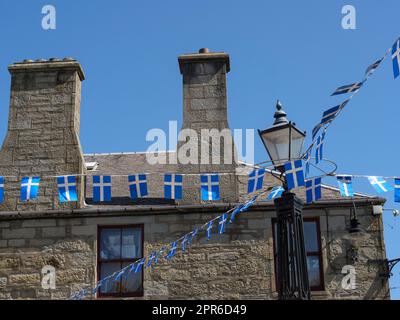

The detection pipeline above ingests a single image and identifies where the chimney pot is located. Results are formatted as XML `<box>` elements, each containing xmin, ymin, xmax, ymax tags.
<box><xmin>199</xmin><ymin>48</ymin><xmax>210</xmax><ymax>54</ymax></box>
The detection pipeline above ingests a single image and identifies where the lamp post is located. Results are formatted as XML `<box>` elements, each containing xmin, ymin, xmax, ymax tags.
<box><xmin>258</xmin><ymin>101</ymin><xmax>311</xmax><ymax>300</ymax></box>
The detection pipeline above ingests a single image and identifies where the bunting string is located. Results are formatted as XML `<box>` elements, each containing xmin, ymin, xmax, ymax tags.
<box><xmin>68</xmin><ymin>188</ymin><xmax>270</xmax><ymax>300</ymax></box>
<box><xmin>303</xmin><ymin>41</ymin><xmax>395</xmax><ymax>158</ymax></box>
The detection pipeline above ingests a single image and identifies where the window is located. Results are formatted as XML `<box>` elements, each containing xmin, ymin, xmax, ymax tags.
<box><xmin>97</xmin><ymin>225</ymin><xmax>144</xmax><ymax>297</ymax></box>
<box><xmin>272</xmin><ymin>217</ymin><xmax>324</xmax><ymax>291</ymax></box>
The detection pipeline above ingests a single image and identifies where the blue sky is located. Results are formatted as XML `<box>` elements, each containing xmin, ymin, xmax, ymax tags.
<box><xmin>0</xmin><ymin>0</ymin><xmax>399</xmax><ymax>299</ymax></box>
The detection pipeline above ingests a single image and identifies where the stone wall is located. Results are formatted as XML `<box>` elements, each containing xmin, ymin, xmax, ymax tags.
<box><xmin>0</xmin><ymin>59</ymin><xmax>86</xmax><ymax>212</ymax></box>
<box><xmin>0</xmin><ymin>201</ymin><xmax>390</xmax><ymax>299</ymax></box>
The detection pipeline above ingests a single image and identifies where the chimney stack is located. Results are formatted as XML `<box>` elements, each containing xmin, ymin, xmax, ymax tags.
<box><xmin>177</xmin><ymin>49</ymin><xmax>238</xmax><ymax>204</ymax></box>
<box><xmin>0</xmin><ymin>58</ymin><xmax>86</xmax><ymax>211</ymax></box>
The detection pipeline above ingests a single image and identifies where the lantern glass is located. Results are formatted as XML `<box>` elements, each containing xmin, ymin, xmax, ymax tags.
<box><xmin>259</xmin><ymin>123</ymin><xmax>305</xmax><ymax>168</ymax></box>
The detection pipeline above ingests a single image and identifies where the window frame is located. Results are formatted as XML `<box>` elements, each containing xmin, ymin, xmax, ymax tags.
<box><xmin>97</xmin><ymin>224</ymin><xmax>144</xmax><ymax>298</ymax></box>
<box><xmin>271</xmin><ymin>217</ymin><xmax>325</xmax><ymax>292</ymax></box>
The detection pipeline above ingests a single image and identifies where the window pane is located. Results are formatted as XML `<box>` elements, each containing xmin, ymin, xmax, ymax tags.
<box><xmin>100</xmin><ymin>229</ymin><xmax>121</xmax><ymax>260</ymax></box>
<box><xmin>99</xmin><ymin>262</ymin><xmax>121</xmax><ymax>294</ymax></box>
<box><xmin>304</xmin><ymin>221</ymin><xmax>318</xmax><ymax>252</ymax></box>
<box><xmin>307</xmin><ymin>256</ymin><xmax>321</xmax><ymax>287</ymax></box>
<box><xmin>121</xmin><ymin>262</ymin><xmax>142</xmax><ymax>293</ymax></box>
<box><xmin>122</xmin><ymin>228</ymin><xmax>142</xmax><ymax>259</ymax></box>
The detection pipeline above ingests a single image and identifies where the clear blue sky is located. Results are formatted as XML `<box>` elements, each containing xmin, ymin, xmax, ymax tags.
<box><xmin>0</xmin><ymin>0</ymin><xmax>399</xmax><ymax>299</ymax></box>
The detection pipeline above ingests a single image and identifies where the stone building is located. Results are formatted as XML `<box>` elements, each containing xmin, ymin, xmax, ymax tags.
<box><xmin>0</xmin><ymin>50</ymin><xmax>391</xmax><ymax>299</ymax></box>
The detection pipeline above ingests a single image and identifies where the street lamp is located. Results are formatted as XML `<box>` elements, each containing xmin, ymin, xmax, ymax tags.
<box><xmin>258</xmin><ymin>100</ymin><xmax>311</xmax><ymax>300</ymax></box>
<box><xmin>258</xmin><ymin>100</ymin><xmax>306</xmax><ymax>170</ymax></box>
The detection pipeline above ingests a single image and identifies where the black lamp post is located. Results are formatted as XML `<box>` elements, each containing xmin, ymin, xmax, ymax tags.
<box><xmin>258</xmin><ymin>101</ymin><xmax>311</xmax><ymax>300</ymax></box>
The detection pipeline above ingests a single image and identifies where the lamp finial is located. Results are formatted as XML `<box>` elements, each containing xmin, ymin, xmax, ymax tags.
<box><xmin>273</xmin><ymin>100</ymin><xmax>289</xmax><ymax>125</ymax></box>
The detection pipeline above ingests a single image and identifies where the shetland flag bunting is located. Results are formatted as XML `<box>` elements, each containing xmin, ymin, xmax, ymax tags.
<box><xmin>201</xmin><ymin>174</ymin><xmax>220</xmax><ymax>201</ymax></box>
<box><xmin>320</xmin><ymin>100</ymin><xmax>349</xmax><ymax>126</ymax></box>
<box><xmin>283</xmin><ymin>160</ymin><xmax>305</xmax><ymax>190</ymax></box>
<box><xmin>337</xmin><ymin>175</ymin><xmax>354</xmax><ymax>197</ymax></box>
<box><xmin>303</xmin><ymin>148</ymin><xmax>312</xmax><ymax>176</ymax></box>
<box><xmin>0</xmin><ymin>176</ymin><xmax>4</xmax><ymax>204</ymax></box>
<box><xmin>21</xmin><ymin>176</ymin><xmax>40</xmax><ymax>201</ymax></box>
<box><xmin>321</xmin><ymin>105</ymin><xmax>341</xmax><ymax>126</ymax></box>
<box><xmin>164</xmin><ymin>174</ymin><xmax>183</xmax><ymax>200</ymax></box>
<box><xmin>315</xmin><ymin>131</ymin><xmax>325</xmax><ymax>164</ymax></box>
<box><xmin>229</xmin><ymin>204</ymin><xmax>244</xmax><ymax>224</ymax></box>
<box><xmin>218</xmin><ymin>213</ymin><xmax>228</xmax><ymax>234</ymax></box>
<box><xmin>145</xmin><ymin>252</ymin><xmax>156</xmax><ymax>269</ymax></box>
<box><xmin>395</xmin><ymin>178</ymin><xmax>400</xmax><ymax>203</ymax></box>
<box><xmin>93</xmin><ymin>175</ymin><xmax>112</xmax><ymax>202</ymax></box>
<box><xmin>57</xmin><ymin>175</ymin><xmax>78</xmax><ymax>203</ymax></box>
<box><xmin>128</xmin><ymin>174</ymin><xmax>148</xmax><ymax>199</ymax></box>
<box><xmin>306</xmin><ymin>178</ymin><xmax>322</xmax><ymax>204</ymax></box>
<box><xmin>392</xmin><ymin>38</ymin><xmax>400</xmax><ymax>79</ymax></box>
<box><xmin>267</xmin><ymin>186</ymin><xmax>284</xmax><ymax>200</ymax></box>
<box><xmin>312</xmin><ymin>123</ymin><xmax>322</xmax><ymax>140</ymax></box>
<box><xmin>114</xmin><ymin>267</ymin><xmax>128</xmax><ymax>281</ymax></box>
<box><xmin>364</xmin><ymin>58</ymin><xmax>384</xmax><ymax>78</ymax></box>
<box><xmin>331</xmin><ymin>82</ymin><xmax>363</xmax><ymax>96</ymax></box>
<box><xmin>247</xmin><ymin>169</ymin><xmax>265</xmax><ymax>193</ymax></box>
<box><xmin>188</xmin><ymin>228</ymin><xmax>199</xmax><ymax>246</ymax></box>
<box><xmin>181</xmin><ymin>235</ymin><xmax>189</xmax><ymax>252</ymax></box>
<box><xmin>206</xmin><ymin>221</ymin><xmax>213</xmax><ymax>240</ymax></box>
<box><xmin>133</xmin><ymin>258</ymin><xmax>146</xmax><ymax>273</ymax></box>
<box><xmin>367</xmin><ymin>176</ymin><xmax>393</xmax><ymax>193</ymax></box>
<box><xmin>240</xmin><ymin>196</ymin><xmax>257</xmax><ymax>213</ymax></box>
<box><xmin>165</xmin><ymin>242</ymin><xmax>177</xmax><ymax>260</ymax></box>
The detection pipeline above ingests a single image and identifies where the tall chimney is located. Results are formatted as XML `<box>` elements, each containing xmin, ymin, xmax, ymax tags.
<box><xmin>0</xmin><ymin>58</ymin><xmax>86</xmax><ymax>211</ymax></box>
<box><xmin>177</xmin><ymin>49</ymin><xmax>238</xmax><ymax>204</ymax></box>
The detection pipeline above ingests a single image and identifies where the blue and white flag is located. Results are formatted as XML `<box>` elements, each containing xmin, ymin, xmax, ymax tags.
<box><xmin>218</xmin><ymin>213</ymin><xmax>228</xmax><ymax>234</ymax></box>
<box><xmin>365</xmin><ymin>58</ymin><xmax>384</xmax><ymax>78</ymax></box>
<box><xmin>201</xmin><ymin>174</ymin><xmax>220</xmax><ymax>201</ymax></box>
<box><xmin>283</xmin><ymin>160</ymin><xmax>305</xmax><ymax>190</ymax></box>
<box><xmin>166</xmin><ymin>242</ymin><xmax>177</xmax><ymax>260</ymax></box>
<box><xmin>21</xmin><ymin>176</ymin><xmax>40</xmax><ymax>202</ymax></box>
<box><xmin>181</xmin><ymin>235</ymin><xmax>189</xmax><ymax>252</ymax></box>
<box><xmin>392</xmin><ymin>38</ymin><xmax>400</xmax><ymax>79</ymax></box>
<box><xmin>93</xmin><ymin>175</ymin><xmax>112</xmax><ymax>202</ymax></box>
<box><xmin>0</xmin><ymin>176</ymin><xmax>4</xmax><ymax>204</ymax></box>
<box><xmin>114</xmin><ymin>267</ymin><xmax>128</xmax><ymax>281</ymax></box>
<box><xmin>267</xmin><ymin>186</ymin><xmax>284</xmax><ymax>200</ymax></box>
<box><xmin>133</xmin><ymin>258</ymin><xmax>146</xmax><ymax>273</ymax></box>
<box><xmin>247</xmin><ymin>169</ymin><xmax>265</xmax><ymax>193</ymax></box>
<box><xmin>57</xmin><ymin>175</ymin><xmax>78</xmax><ymax>203</ymax></box>
<box><xmin>315</xmin><ymin>131</ymin><xmax>325</xmax><ymax>164</ymax></box>
<box><xmin>128</xmin><ymin>261</ymin><xmax>138</xmax><ymax>274</ymax></box>
<box><xmin>337</xmin><ymin>175</ymin><xmax>354</xmax><ymax>197</ymax></box>
<box><xmin>240</xmin><ymin>196</ymin><xmax>257</xmax><ymax>212</ymax></box>
<box><xmin>331</xmin><ymin>82</ymin><xmax>363</xmax><ymax>96</ymax></box>
<box><xmin>206</xmin><ymin>221</ymin><xmax>213</xmax><ymax>240</ymax></box>
<box><xmin>128</xmin><ymin>174</ymin><xmax>148</xmax><ymax>199</ymax></box>
<box><xmin>367</xmin><ymin>176</ymin><xmax>393</xmax><ymax>193</ymax></box>
<box><xmin>320</xmin><ymin>100</ymin><xmax>348</xmax><ymax>126</ymax></box>
<box><xmin>164</xmin><ymin>174</ymin><xmax>182</xmax><ymax>200</ymax></box>
<box><xmin>303</xmin><ymin>148</ymin><xmax>312</xmax><ymax>176</ymax></box>
<box><xmin>312</xmin><ymin>123</ymin><xmax>322</xmax><ymax>140</ymax></box>
<box><xmin>188</xmin><ymin>228</ymin><xmax>199</xmax><ymax>246</ymax></box>
<box><xmin>145</xmin><ymin>252</ymin><xmax>156</xmax><ymax>269</ymax></box>
<box><xmin>229</xmin><ymin>204</ymin><xmax>244</xmax><ymax>224</ymax></box>
<box><xmin>306</xmin><ymin>178</ymin><xmax>322</xmax><ymax>204</ymax></box>
<box><xmin>395</xmin><ymin>178</ymin><xmax>400</xmax><ymax>203</ymax></box>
